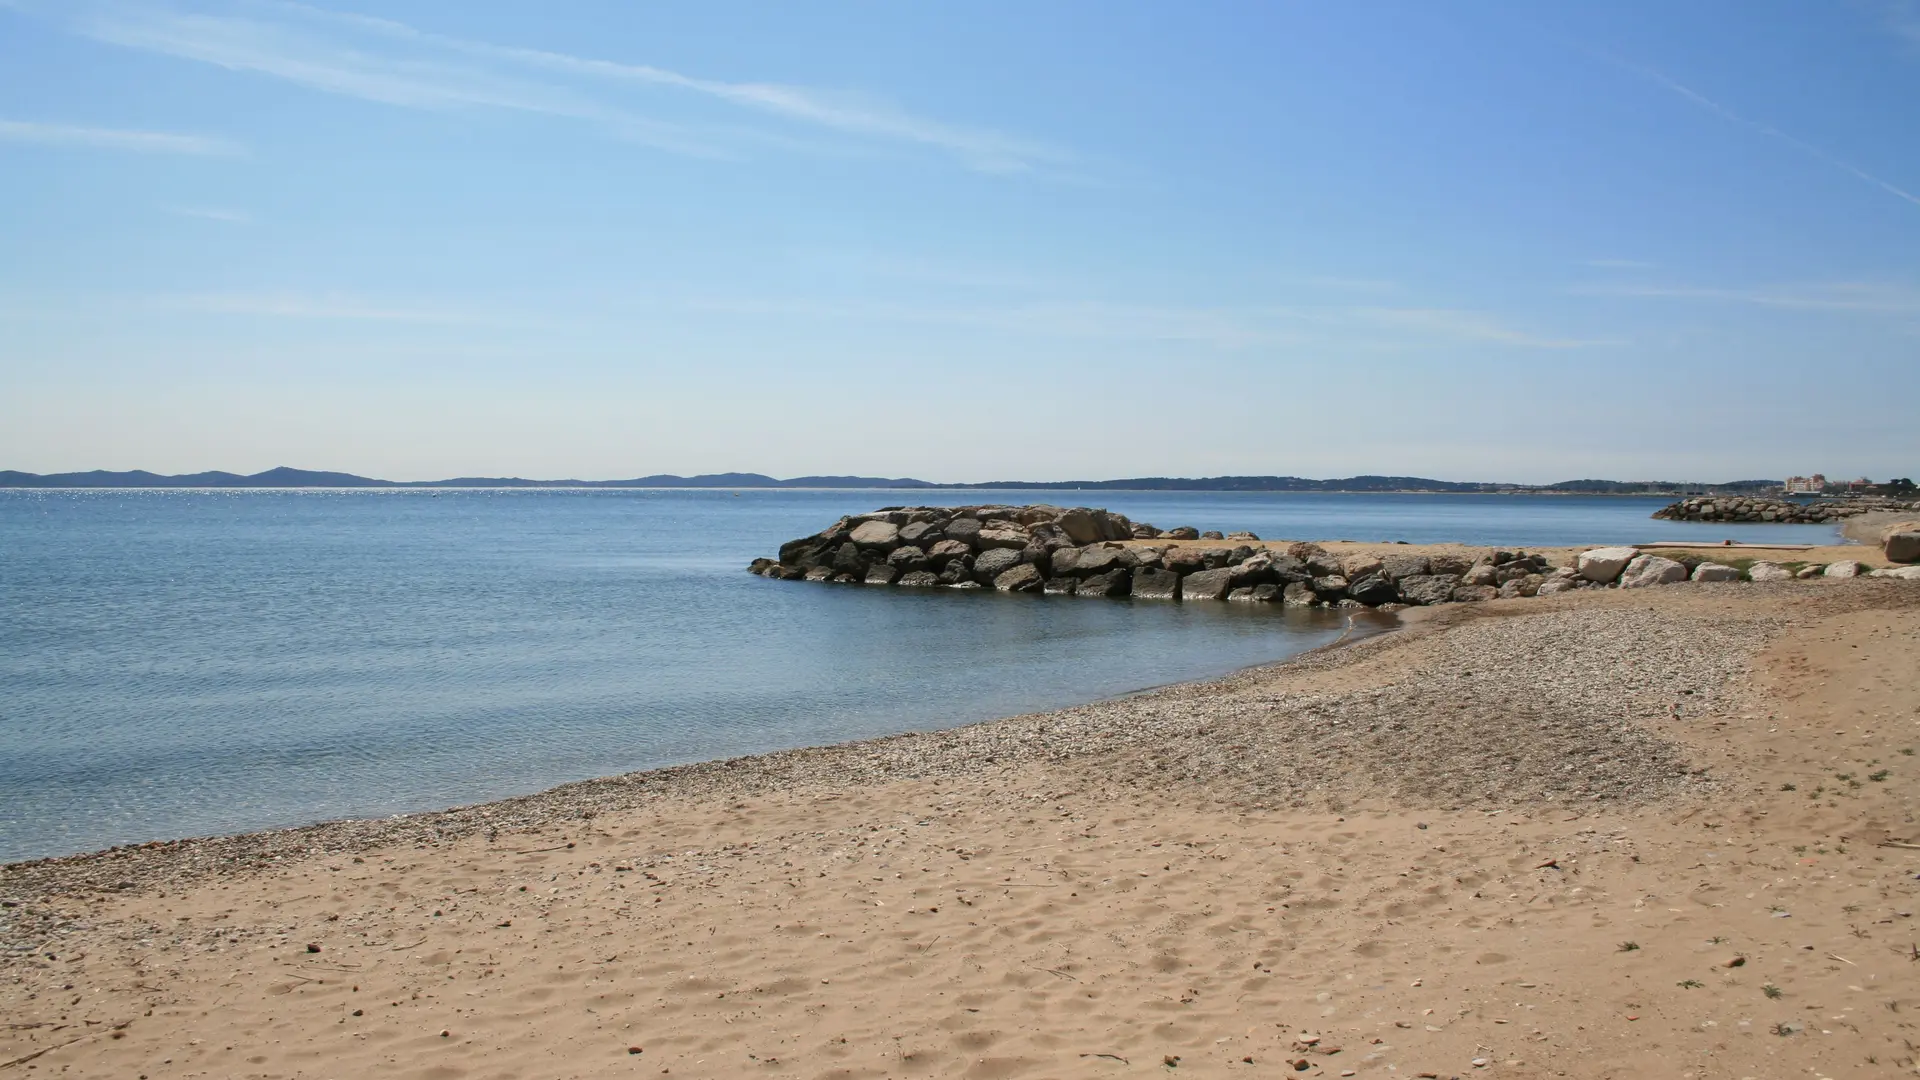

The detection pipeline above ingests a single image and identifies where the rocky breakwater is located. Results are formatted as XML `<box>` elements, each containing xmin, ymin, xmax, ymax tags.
<box><xmin>753</xmin><ymin>504</ymin><xmax>1580</xmax><ymax>609</ymax></box>
<box><xmin>1653</xmin><ymin>495</ymin><xmax>1919</xmax><ymax>524</ymax></box>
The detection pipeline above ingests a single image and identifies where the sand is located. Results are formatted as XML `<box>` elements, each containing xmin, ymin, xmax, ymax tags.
<box><xmin>5</xmin><ymin>581</ymin><xmax>1920</xmax><ymax>1079</ymax></box>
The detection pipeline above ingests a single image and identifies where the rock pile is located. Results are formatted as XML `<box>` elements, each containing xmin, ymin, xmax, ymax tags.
<box><xmin>749</xmin><ymin>504</ymin><xmax>1918</xmax><ymax>607</ymax></box>
<box><xmin>1652</xmin><ymin>496</ymin><xmax>1918</xmax><ymax>524</ymax></box>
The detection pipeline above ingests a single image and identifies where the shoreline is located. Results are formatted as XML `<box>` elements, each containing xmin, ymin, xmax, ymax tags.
<box><xmin>6</xmin><ymin>580</ymin><xmax>1919</xmax><ymax>1078</ymax></box>
<box><xmin>0</xmin><ymin>608</ymin><xmax>1401</xmax><ymax>893</ymax></box>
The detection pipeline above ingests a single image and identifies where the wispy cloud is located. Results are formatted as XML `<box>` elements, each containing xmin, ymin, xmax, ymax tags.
<box><xmin>1585</xmin><ymin>258</ymin><xmax>1655</xmax><ymax>270</ymax></box>
<box><xmin>1350</xmin><ymin>307</ymin><xmax>1596</xmax><ymax>348</ymax></box>
<box><xmin>0</xmin><ymin>116</ymin><xmax>238</xmax><ymax>155</ymax></box>
<box><xmin>163</xmin><ymin>205</ymin><xmax>252</xmax><ymax>223</ymax></box>
<box><xmin>1596</xmin><ymin>50</ymin><xmax>1920</xmax><ymax>212</ymax></box>
<box><xmin>1572</xmin><ymin>280</ymin><xmax>1920</xmax><ymax>316</ymax></box>
<box><xmin>45</xmin><ymin>0</ymin><xmax>1064</xmax><ymax>172</ymax></box>
<box><xmin>1881</xmin><ymin>0</ymin><xmax>1920</xmax><ymax>49</ymax></box>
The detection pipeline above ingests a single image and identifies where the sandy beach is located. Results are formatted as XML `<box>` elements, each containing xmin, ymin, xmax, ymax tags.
<box><xmin>5</xmin><ymin>578</ymin><xmax>1919</xmax><ymax>1079</ymax></box>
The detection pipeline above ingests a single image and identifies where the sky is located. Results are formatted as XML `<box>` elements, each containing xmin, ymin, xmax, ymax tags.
<box><xmin>2</xmin><ymin>1</ymin><xmax>1918</xmax><ymax>484</ymax></box>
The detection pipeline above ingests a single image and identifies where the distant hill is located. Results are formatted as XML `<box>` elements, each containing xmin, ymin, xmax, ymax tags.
<box><xmin>0</xmin><ymin>467</ymin><xmax>1785</xmax><ymax>493</ymax></box>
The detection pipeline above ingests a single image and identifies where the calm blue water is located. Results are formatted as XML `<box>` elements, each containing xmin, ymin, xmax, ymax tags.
<box><xmin>0</xmin><ymin>489</ymin><xmax>1843</xmax><ymax>862</ymax></box>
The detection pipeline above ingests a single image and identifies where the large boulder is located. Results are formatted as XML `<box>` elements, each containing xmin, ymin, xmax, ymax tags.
<box><xmin>927</xmin><ymin>539</ymin><xmax>973</xmax><ymax>566</ymax></box>
<box><xmin>935</xmin><ymin>558</ymin><xmax>972</xmax><ymax>585</ymax></box>
<box><xmin>1056</xmin><ymin>508</ymin><xmax>1104</xmax><ymax>545</ymax></box>
<box><xmin>849</xmin><ymin>520</ymin><xmax>901</xmax><ymax>551</ymax></box>
<box><xmin>1619</xmin><ymin>554</ymin><xmax>1688</xmax><ymax>588</ymax></box>
<box><xmin>1747</xmin><ymin>561</ymin><xmax>1794</xmax><ymax>582</ymax></box>
<box><xmin>1267</xmin><ymin>555</ymin><xmax>1312</xmax><ymax>583</ymax></box>
<box><xmin>1163</xmin><ymin>548</ymin><xmax>1208</xmax><ymax>575</ymax></box>
<box><xmin>1226</xmin><ymin>531</ymin><xmax>1261</xmax><ymax>542</ymax></box>
<box><xmin>1159</xmin><ymin>527</ymin><xmax>1200</xmax><ymax>541</ymax></box>
<box><xmin>864</xmin><ymin>564</ymin><xmax>899</xmax><ymax>585</ymax></box>
<box><xmin>1823</xmin><ymin>560</ymin><xmax>1864</xmax><ymax>578</ymax></box>
<box><xmin>1018</xmin><ymin>545</ymin><xmax>1053</xmax><ymax>576</ymax></box>
<box><xmin>1396</xmin><ymin>574</ymin><xmax>1460</xmax><ymax>606</ymax></box>
<box><xmin>944</xmin><ymin>517</ymin><xmax>983</xmax><ymax>547</ymax></box>
<box><xmin>1043</xmin><ymin>577</ymin><xmax>1079</xmax><ymax>595</ymax></box>
<box><xmin>832</xmin><ymin>542</ymin><xmax>869</xmax><ymax>577</ymax></box>
<box><xmin>1340</xmin><ymin>554</ymin><xmax>1384</xmax><ymax>581</ymax></box>
<box><xmin>897</xmin><ymin>520</ymin><xmax>943</xmax><ymax>546</ymax></box>
<box><xmin>975</xmin><ymin>526</ymin><xmax>1032</xmax><ymax>550</ymax></box>
<box><xmin>1131</xmin><ymin>566</ymin><xmax>1182</xmax><ymax>600</ymax></box>
<box><xmin>1077</xmin><ymin>568</ymin><xmax>1133</xmax><ymax>597</ymax></box>
<box><xmin>1228</xmin><ymin>553</ymin><xmax>1278</xmax><ymax>587</ymax></box>
<box><xmin>897</xmin><ymin>570</ymin><xmax>940</xmax><ymax>588</ymax></box>
<box><xmin>803</xmin><ymin>566</ymin><xmax>835</xmax><ymax>582</ymax></box>
<box><xmin>1281</xmin><ymin>581</ymin><xmax>1317</xmax><ymax>605</ymax></box>
<box><xmin>1311</xmin><ymin>574</ymin><xmax>1351</xmax><ymax>601</ymax></box>
<box><xmin>1428</xmin><ymin>554</ymin><xmax>1473</xmax><ymax>577</ymax></box>
<box><xmin>1450</xmin><ymin>584</ymin><xmax>1499</xmax><ymax>603</ymax></box>
<box><xmin>1577</xmin><ymin>546</ymin><xmax>1638</xmax><ymax>583</ymax></box>
<box><xmin>1870</xmin><ymin>565</ymin><xmax>1920</xmax><ymax>580</ymax></box>
<box><xmin>1180</xmin><ymin>567</ymin><xmax>1236</xmax><ymax>600</ymax></box>
<box><xmin>1497</xmin><ymin>574</ymin><xmax>1543</xmax><ymax>599</ymax></box>
<box><xmin>1380</xmin><ymin>554</ymin><xmax>1431</xmax><ymax>580</ymax></box>
<box><xmin>1691</xmin><ymin>562</ymin><xmax>1741</xmax><ymax>582</ymax></box>
<box><xmin>1887</xmin><ymin>532</ymin><xmax>1920</xmax><ymax>563</ymax></box>
<box><xmin>1536</xmin><ymin>577</ymin><xmax>1579</xmax><ymax>596</ymax></box>
<box><xmin>1348</xmin><ymin>573</ymin><xmax>1399</xmax><ymax>605</ymax></box>
<box><xmin>972</xmin><ymin>547</ymin><xmax>1023</xmax><ymax>582</ymax></box>
<box><xmin>1462</xmin><ymin>563</ymin><xmax>1500</xmax><ymax>587</ymax></box>
<box><xmin>1069</xmin><ymin>545</ymin><xmax>1128</xmax><ymax>577</ymax></box>
<box><xmin>887</xmin><ymin>545</ymin><xmax>930</xmax><ymax>572</ymax></box>
<box><xmin>992</xmin><ymin>563</ymin><xmax>1044</xmax><ymax>592</ymax></box>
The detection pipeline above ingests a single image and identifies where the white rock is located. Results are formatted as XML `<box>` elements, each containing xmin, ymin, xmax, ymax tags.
<box><xmin>1576</xmin><ymin>546</ymin><xmax>1638</xmax><ymax>583</ymax></box>
<box><xmin>1620</xmin><ymin>554</ymin><xmax>1689</xmax><ymax>588</ymax></box>
<box><xmin>1691</xmin><ymin>562</ymin><xmax>1741</xmax><ymax>582</ymax></box>
<box><xmin>1747</xmin><ymin>561</ymin><xmax>1794</xmax><ymax>582</ymax></box>
<box><xmin>1823</xmin><ymin>560</ymin><xmax>1863</xmax><ymax>578</ymax></box>
<box><xmin>1870</xmin><ymin>565</ymin><xmax>1920</xmax><ymax>580</ymax></box>
<box><xmin>848</xmin><ymin>520</ymin><xmax>901</xmax><ymax>548</ymax></box>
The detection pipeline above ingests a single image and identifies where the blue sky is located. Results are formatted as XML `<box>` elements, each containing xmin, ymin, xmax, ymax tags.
<box><xmin>2</xmin><ymin>0</ymin><xmax>1917</xmax><ymax>483</ymax></box>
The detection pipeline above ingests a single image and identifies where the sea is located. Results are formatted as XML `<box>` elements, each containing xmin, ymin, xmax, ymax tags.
<box><xmin>0</xmin><ymin>488</ymin><xmax>1846</xmax><ymax>863</ymax></box>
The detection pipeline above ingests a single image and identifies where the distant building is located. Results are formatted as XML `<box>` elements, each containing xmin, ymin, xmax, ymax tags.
<box><xmin>1846</xmin><ymin>476</ymin><xmax>1872</xmax><ymax>492</ymax></box>
<box><xmin>1783</xmin><ymin>473</ymin><xmax>1827</xmax><ymax>494</ymax></box>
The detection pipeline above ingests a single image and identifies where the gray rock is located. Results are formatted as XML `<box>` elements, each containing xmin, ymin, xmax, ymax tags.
<box><xmin>936</xmin><ymin>556</ymin><xmax>972</xmax><ymax>585</ymax></box>
<box><xmin>1281</xmin><ymin>581</ymin><xmax>1317</xmax><ymax>606</ymax></box>
<box><xmin>1077</xmin><ymin>568</ymin><xmax>1132</xmax><ymax>597</ymax></box>
<box><xmin>1869</xmin><ymin>565</ymin><xmax>1920</xmax><ymax>580</ymax></box>
<box><xmin>1619</xmin><ymin>554</ymin><xmax>1688</xmax><ymax>589</ymax></box>
<box><xmin>1462</xmin><ymin>563</ymin><xmax>1500</xmax><ymax>587</ymax></box>
<box><xmin>832</xmin><ymin>542</ymin><xmax>869</xmax><ymax>577</ymax></box>
<box><xmin>1887</xmin><ymin>532</ymin><xmax>1920</xmax><ymax>563</ymax></box>
<box><xmin>1056</xmin><ymin>508</ymin><xmax>1104</xmax><ymax>545</ymax></box>
<box><xmin>1131</xmin><ymin>566</ymin><xmax>1181</xmax><ymax>600</ymax></box>
<box><xmin>975</xmin><ymin>526</ymin><xmax>1032</xmax><ymax>550</ymax></box>
<box><xmin>1311</xmin><ymin>574</ymin><xmax>1351</xmax><ymax>600</ymax></box>
<box><xmin>897</xmin><ymin>521</ymin><xmax>943</xmax><ymax>546</ymax></box>
<box><xmin>1200</xmin><ymin>530</ymin><xmax>1225</xmax><ymax>540</ymax></box>
<box><xmin>1130</xmin><ymin>522</ymin><xmax>1161</xmax><ymax>539</ymax></box>
<box><xmin>1794</xmin><ymin>566</ymin><xmax>1821</xmax><ymax>579</ymax></box>
<box><xmin>1227</xmin><ymin>587</ymin><xmax>1258</xmax><ymax>602</ymax></box>
<box><xmin>864</xmin><ymin>564</ymin><xmax>899</xmax><ymax>585</ymax></box>
<box><xmin>1691</xmin><ymin>562</ymin><xmax>1741</xmax><ymax>582</ymax></box>
<box><xmin>1069</xmin><ymin>545</ymin><xmax>1128</xmax><ymax>577</ymax></box>
<box><xmin>944</xmin><ymin>517</ymin><xmax>983</xmax><ymax>547</ymax></box>
<box><xmin>1577</xmin><ymin>546</ymin><xmax>1639</xmax><ymax>583</ymax></box>
<box><xmin>1451</xmin><ymin>584</ymin><xmax>1499</xmax><ymax>602</ymax></box>
<box><xmin>1159</xmin><ymin>527</ymin><xmax>1200</xmax><ymax>541</ymax></box>
<box><xmin>1428</xmin><ymin>554</ymin><xmax>1473</xmax><ymax>577</ymax></box>
<box><xmin>1228</xmin><ymin>553</ymin><xmax>1278</xmax><ymax>587</ymax></box>
<box><xmin>1348</xmin><ymin>573</ymin><xmax>1399</xmax><ymax>605</ymax></box>
<box><xmin>1497</xmin><ymin>574</ymin><xmax>1543</xmax><ymax>599</ymax></box>
<box><xmin>927</xmin><ymin>539</ymin><xmax>973</xmax><ymax>565</ymax></box>
<box><xmin>1823</xmin><ymin>560</ymin><xmax>1864</xmax><ymax>578</ymax></box>
<box><xmin>1162</xmin><ymin>548</ymin><xmax>1208</xmax><ymax>575</ymax></box>
<box><xmin>1303</xmin><ymin>552</ymin><xmax>1345</xmax><ymax>578</ymax></box>
<box><xmin>1380</xmin><ymin>554</ymin><xmax>1430</xmax><ymax>580</ymax></box>
<box><xmin>1043</xmin><ymin>576</ymin><xmax>1078</xmax><ymax>594</ymax></box>
<box><xmin>1249</xmin><ymin>583</ymin><xmax>1283</xmax><ymax>602</ymax></box>
<box><xmin>803</xmin><ymin>566</ymin><xmax>835</xmax><ymax>582</ymax></box>
<box><xmin>972</xmin><ymin>547</ymin><xmax>1023</xmax><ymax>582</ymax></box>
<box><xmin>1180</xmin><ymin>567</ymin><xmax>1236</xmax><ymax>600</ymax></box>
<box><xmin>887</xmin><ymin>545</ymin><xmax>929</xmax><ymax>571</ymax></box>
<box><xmin>992</xmin><ymin>563</ymin><xmax>1044</xmax><ymax>592</ymax></box>
<box><xmin>1267</xmin><ymin>555</ymin><xmax>1312</xmax><ymax>583</ymax></box>
<box><xmin>1397</xmin><ymin>574</ymin><xmax>1460</xmax><ymax>606</ymax></box>
<box><xmin>897</xmin><ymin>570</ymin><xmax>940</xmax><ymax>588</ymax></box>
<box><xmin>1747</xmin><ymin>561</ymin><xmax>1794</xmax><ymax>582</ymax></box>
<box><xmin>1018</xmin><ymin>545</ymin><xmax>1053</xmax><ymax>576</ymax></box>
<box><xmin>1226</xmin><ymin>531</ymin><xmax>1261</xmax><ymax>542</ymax></box>
<box><xmin>849</xmin><ymin>520</ymin><xmax>901</xmax><ymax>550</ymax></box>
<box><xmin>1536</xmin><ymin>578</ymin><xmax>1578</xmax><ymax>596</ymax></box>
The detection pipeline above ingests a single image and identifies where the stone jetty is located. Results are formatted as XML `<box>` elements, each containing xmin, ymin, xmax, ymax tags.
<box><xmin>1652</xmin><ymin>495</ymin><xmax>1919</xmax><ymax>524</ymax></box>
<box><xmin>749</xmin><ymin>504</ymin><xmax>1920</xmax><ymax>608</ymax></box>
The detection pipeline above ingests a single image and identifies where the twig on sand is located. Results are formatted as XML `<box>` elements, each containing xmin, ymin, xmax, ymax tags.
<box><xmin>1877</xmin><ymin>841</ymin><xmax>1920</xmax><ymax>851</ymax></box>
<box><xmin>1031</xmin><ymin>965</ymin><xmax>1080</xmax><ymax>982</ymax></box>
<box><xmin>1</xmin><ymin>1024</ymin><xmax>124</xmax><ymax>1071</ymax></box>
<box><xmin>389</xmin><ymin>937</ymin><xmax>428</xmax><ymax>951</ymax></box>
<box><xmin>1080</xmin><ymin>1052</ymin><xmax>1129</xmax><ymax>1064</ymax></box>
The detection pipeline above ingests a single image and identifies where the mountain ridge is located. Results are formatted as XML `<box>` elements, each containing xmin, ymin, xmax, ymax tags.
<box><xmin>0</xmin><ymin>467</ymin><xmax>1785</xmax><ymax>494</ymax></box>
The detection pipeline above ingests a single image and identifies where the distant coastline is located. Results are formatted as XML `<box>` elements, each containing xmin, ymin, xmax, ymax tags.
<box><xmin>0</xmin><ymin>466</ymin><xmax>1789</xmax><ymax>496</ymax></box>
